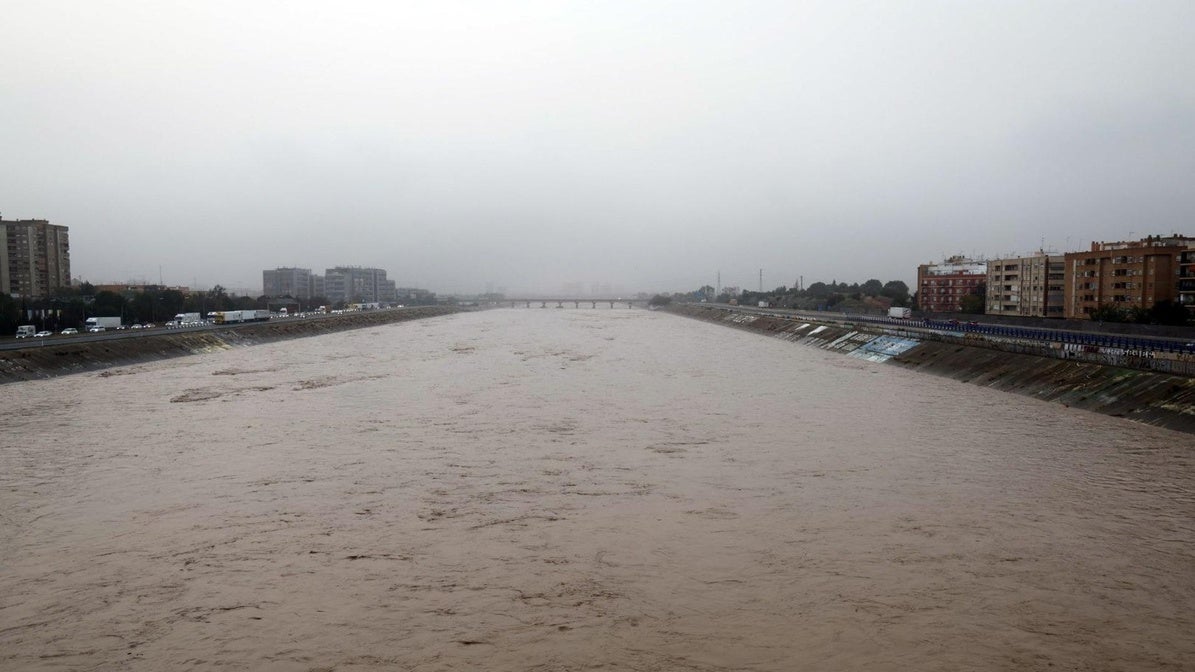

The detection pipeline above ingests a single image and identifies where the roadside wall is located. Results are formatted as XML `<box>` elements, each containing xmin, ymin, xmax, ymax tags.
<box><xmin>666</xmin><ymin>304</ymin><xmax>1195</xmax><ymax>435</ymax></box>
<box><xmin>0</xmin><ymin>307</ymin><xmax>463</xmax><ymax>384</ymax></box>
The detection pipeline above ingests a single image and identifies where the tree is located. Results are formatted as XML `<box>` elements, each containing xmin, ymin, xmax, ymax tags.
<box><xmin>959</xmin><ymin>282</ymin><xmax>986</xmax><ymax>314</ymax></box>
<box><xmin>0</xmin><ymin>292</ymin><xmax>21</xmax><ymax>334</ymax></box>
<box><xmin>92</xmin><ymin>291</ymin><xmax>127</xmax><ymax>318</ymax></box>
<box><xmin>208</xmin><ymin>285</ymin><xmax>232</xmax><ymax>311</ymax></box>
<box><xmin>1090</xmin><ymin>304</ymin><xmax>1130</xmax><ymax>323</ymax></box>
<box><xmin>881</xmin><ymin>280</ymin><xmax>910</xmax><ymax>302</ymax></box>
<box><xmin>959</xmin><ymin>294</ymin><xmax>985</xmax><ymax>314</ymax></box>
<box><xmin>159</xmin><ymin>289</ymin><xmax>186</xmax><ymax>316</ymax></box>
<box><xmin>1137</xmin><ymin>299</ymin><xmax>1190</xmax><ymax>326</ymax></box>
<box><xmin>860</xmin><ymin>279</ymin><xmax>883</xmax><ymax>296</ymax></box>
<box><xmin>648</xmin><ymin>295</ymin><xmax>672</xmax><ymax>307</ymax></box>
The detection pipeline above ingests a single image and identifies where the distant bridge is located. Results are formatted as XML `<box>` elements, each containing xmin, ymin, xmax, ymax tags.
<box><xmin>505</xmin><ymin>298</ymin><xmax>648</xmax><ymax>309</ymax></box>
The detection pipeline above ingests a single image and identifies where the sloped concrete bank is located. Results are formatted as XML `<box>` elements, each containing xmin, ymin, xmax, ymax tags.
<box><xmin>666</xmin><ymin>304</ymin><xmax>1195</xmax><ymax>434</ymax></box>
<box><xmin>0</xmin><ymin>307</ymin><xmax>464</xmax><ymax>385</ymax></box>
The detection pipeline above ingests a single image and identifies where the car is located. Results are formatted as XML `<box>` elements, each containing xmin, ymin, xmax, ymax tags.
<box><xmin>61</xmin><ymin>328</ymin><xmax>78</xmax><ymax>335</ymax></box>
<box><xmin>34</xmin><ymin>331</ymin><xmax>52</xmax><ymax>338</ymax></box>
<box><xmin>88</xmin><ymin>326</ymin><xmax>106</xmax><ymax>333</ymax></box>
<box><xmin>143</xmin><ymin>323</ymin><xmax>155</xmax><ymax>329</ymax></box>
<box><xmin>130</xmin><ymin>324</ymin><xmax>143</xmax><ymax>329</ymax></box>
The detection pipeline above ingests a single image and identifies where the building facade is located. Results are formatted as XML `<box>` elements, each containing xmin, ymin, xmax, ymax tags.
<box><xmin>916</xmin><ymin>256</ymin><xmax>987</xmax><ymax>313</ymax></box>
<box><xmin>0</xmin><ymin>218</ymin><xmax>71</xmax><ymax>298</ymax></box>
<box><xmin>985</xmin><ymin>253</ymin><xmax>1065</xmax><ymax>318</ymax></box>
<box><xmin>1178</xmin><ymin>248</ymin><xmax>1195</xmax><ymax>311</ymax></box>
<box><xmin>323</xmin><ymin>267</ymin><xmax>397</xmax><ymax>304</ymax></box>
<box><xmin>1063</xmin><ymin>235</ymin><xmax>1194</xmax><ymax>319</ymax></box>
<box><xmin>263</xmin><ymin>267</ymin><xmax>315</xmax><ymax>299</ymax></box>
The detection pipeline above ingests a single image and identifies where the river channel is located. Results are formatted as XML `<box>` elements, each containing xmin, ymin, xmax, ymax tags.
<box><xmin>1</xmin><ymin>308</ymin><xmax>1192</xmax><ymax>671</ymax></box>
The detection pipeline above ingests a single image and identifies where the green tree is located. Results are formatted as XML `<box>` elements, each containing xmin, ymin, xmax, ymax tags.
<box><xmin>1090</xmin><ymin>304</ymin><xmax>1130</xmax><ymax>322</ymax></box>
<box><xmin>860</xmin><ymin>279</ymin><xmax>883</xmax><ymax>296</ymax></box>
<box><xmin>959</xmin><ymin>294</ymin><xmax>984</xmax><ymax>314</ymax></box>
<box><xmin>881</xmin><ymin>280</ymin><xmax>910</xmax><ymax>302</ymax></box>
<box><xmin>1136</xmin><ymin>299</ymin><xmax>1190</xmax><ymax>326</ymax></box>
<box><xmin>92</xmin><ymin>290</ymin><xmax>127</xmax><ymax>318</ymax></box>
<box><xmin>208</xmin><ymin>285</ymin><xmax>232</xmax><ymax>311</ymax></box>
<box><xmin>0</xmin><ymin>292</ymin><xmax>21</xmax><ymax>334</ymax></box>
<box><xmin>958</xmin><ymin>282</ymin><xmax>986</xmax><ymax>314</ymax></box>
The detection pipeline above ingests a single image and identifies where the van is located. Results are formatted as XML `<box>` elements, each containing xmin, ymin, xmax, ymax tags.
<box><xmin>15</xmin><ymin>325</ymin><xmax>36</xmax><ymax>338</ymax></box>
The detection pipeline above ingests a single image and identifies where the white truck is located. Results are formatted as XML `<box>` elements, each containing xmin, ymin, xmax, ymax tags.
<box><xmin>213</xmin><ymin>309</ymin><xmax>270</xmax><ymax>324</ymax></box>
<box><xmin>888</xmin><ymin>307</ymin><xmax>912</xmax><ymax>319</ymax></box>
<box><xmin>84</xmin><ymin>316</ymin><xmax>123</xmax><ymax>331</ymax></box>
<box><xmin>15</xmin><ymin>325</ymin><xmax>36</xmax><ymax>338</ymax></box>
<box><xmin>173</xmin><ymin>312</ymin><xmax>202</xmax><ymax>324</ymax></box>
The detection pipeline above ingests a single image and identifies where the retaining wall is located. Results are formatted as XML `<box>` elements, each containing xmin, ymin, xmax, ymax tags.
<box><xmin>666</xmin><ymin>304</ymin><xmax>1195</xmax><ymax>435</ymax></box>
<box><xmin>0</xmin><ymin>307</ymin><xmax>463</xmax><ymax>384</ymax></box>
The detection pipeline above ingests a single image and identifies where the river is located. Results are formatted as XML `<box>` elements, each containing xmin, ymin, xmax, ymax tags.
<box><xmin>1</xmin><ymin>308</ymin><xmax>1192</xmax><ymax>671</ymax></box>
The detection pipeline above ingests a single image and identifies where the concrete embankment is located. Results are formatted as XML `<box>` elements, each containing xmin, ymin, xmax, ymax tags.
<box><xmin>0</xmin><ymin>307</ymin><xmax>464</xmax><ymax>384</ymax></box>
<box><xmin>666</xmin><ymin>304</ymin><xmax>1195</xmax><ymax>434</ymax></box>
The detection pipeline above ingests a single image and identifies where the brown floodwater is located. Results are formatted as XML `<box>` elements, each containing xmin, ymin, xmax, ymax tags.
<box><xmin>1</xmin><ymin>309</ymin><xmax>1192</xmax><ymax>671</ymax></box>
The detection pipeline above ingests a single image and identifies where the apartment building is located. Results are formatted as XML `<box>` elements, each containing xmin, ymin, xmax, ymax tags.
<box><xmin>0</xmin><ymin>218</ymin><xmax>71</xmax><ymax>298</ymax></box>
<box><xmin>985</xmin><ymin>253</ymin><xmax>1065</xmax><ymax>318</ymax></box>
<box><xmin>916</xmin><ymin>256</ymin><xmax>987</xmax><ymax>313</ymax></box>
<box><xmin>263</xmin><ymin>267</ymin><xmax>315</xmax><ymax>299</ymax></box>
<box><xmin>1179</xmin><ymin>248</ymin><xmax>1195</xmax><ymax>310</ymax></box>
<box><xmin>1063</xmin><ymin>235</ymin><xmax>1195</xmax><ymax>318</ymax></box>
<box><xmin>324</xmin><ymin>267</ymin><xmax>397</xmax><ymax>304</ymax></box>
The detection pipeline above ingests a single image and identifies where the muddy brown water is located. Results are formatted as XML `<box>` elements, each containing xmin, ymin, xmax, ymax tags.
<box><xmin>1</xmin><ymin>309</ymin><xmax>1192</xmax><ymax>671</ymax></box>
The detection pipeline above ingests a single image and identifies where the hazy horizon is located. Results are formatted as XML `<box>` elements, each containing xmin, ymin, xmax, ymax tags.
<box><xmin>3</xmin><ymin>1</ymin><xmax>1193</xmax><ymax>295</ymax></box>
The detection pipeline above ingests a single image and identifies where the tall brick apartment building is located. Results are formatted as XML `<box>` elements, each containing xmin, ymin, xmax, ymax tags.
<box><xmin>916</xmin><ymin>256</ymin><xmax>987</xmax><ymax>313</ymax></box>
<box><xmin>0</xmin><ymin>218</ymin><xmax>71</xmax><ymax>298</ymax></box>
<box><xmin>1063</xmin><ymin>235</ymin><xmax>1195</xmax><ymax>319</ymax></box>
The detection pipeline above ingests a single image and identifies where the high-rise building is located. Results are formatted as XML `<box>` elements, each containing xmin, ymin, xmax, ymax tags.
<box><xmin>0</xmin><ymin>218</ymin><xmax>71</xmax><ymax>298</ymax></box>
<box><xmin>916</xmin><ymin>256</ymin><xmax>987</xmax><ymax>313</ymax></box>
<box><xmin>323</xmin><ymin>267</ymin><xmax>397</xmax><ymax>304</ymax></box>
<box><xmin>263</xmin><ymin>267</ymin><xmax>314</xmax><ymax>299</ymax></box>
<box><xmin>1180</xmin><ymin>248</ymin><xmax>1195</xmax><ymax>310</ymax></box>
<box><xmin>1063</xmin><ymin>235</ymin><xmax>1195</xmax><ymax>318</ymax></box>
<box><xmin>985</xmin><ymin>253</ymin><xmax>1065</xmax><ymax>318</ymax></box>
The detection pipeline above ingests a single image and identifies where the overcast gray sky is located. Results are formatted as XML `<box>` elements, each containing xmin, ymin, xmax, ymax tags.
<box><xmin>3</xmin><ymin>1</ymin><xmax>1193</xmax><ymax>295</ymax></box>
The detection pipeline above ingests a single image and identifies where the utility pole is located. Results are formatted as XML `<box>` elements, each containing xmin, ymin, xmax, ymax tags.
<box><xmin>717</xmin><ymin>271</ymin><xmax>720</xmax><ymax>297</ymax></box>
<box><xmin>759</xmin><ymin>269</ymin><xmax>763</xmax><ymax>293</ymax></box>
